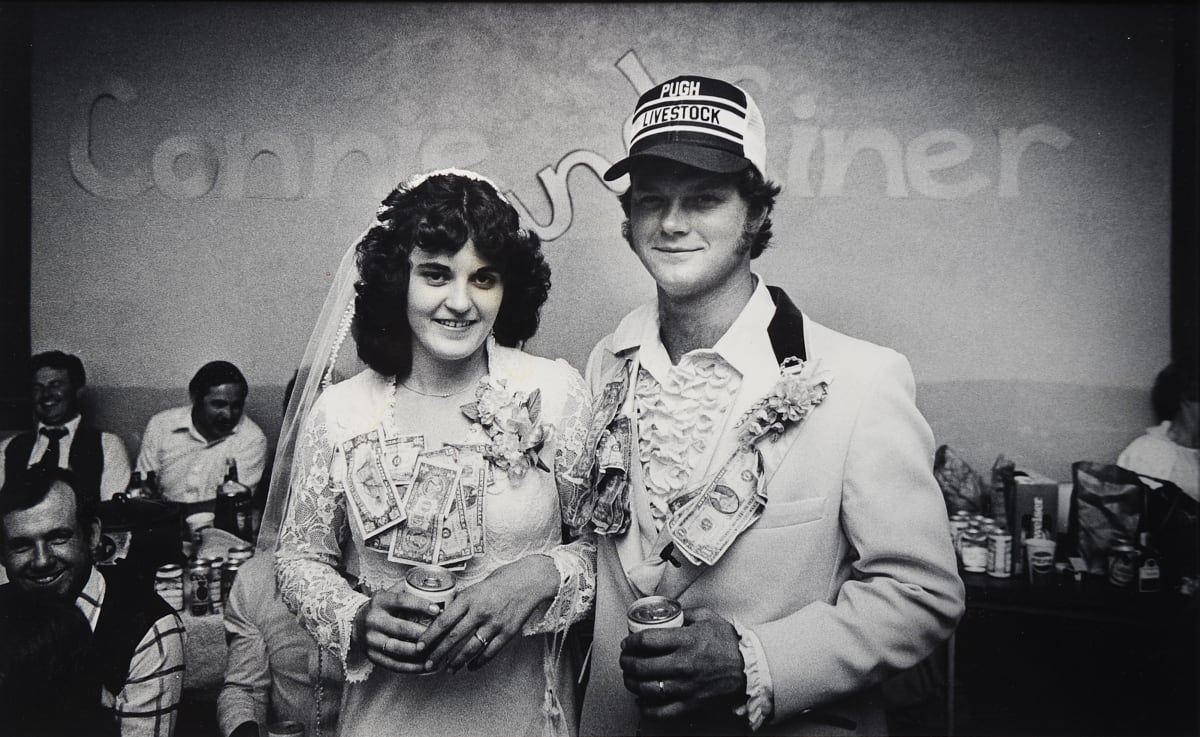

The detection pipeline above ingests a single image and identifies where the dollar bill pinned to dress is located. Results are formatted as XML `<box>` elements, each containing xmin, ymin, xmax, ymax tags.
<box><xmin>340</xmin><ymin>430</ymin><xmax>407</xmax><ymax>540</ymax></box>
<box><xmin>340</xmin><ymin>415</ymin><xmax>554</xmax><ymax>571</ymax></box>
<box><xmin>447</xmin><ymin>443</ymin><xmax>491</xmax><ymax>556</ymax></box>
<box><xmin>389</xmin><ymin>459</ymin><xmax>462</xmax><ymax>566</ymax></box>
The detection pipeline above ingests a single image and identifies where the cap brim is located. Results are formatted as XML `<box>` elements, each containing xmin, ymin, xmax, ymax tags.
<box><xmin>603</xmin><ymin>143</ymin><xmax>752</xmax><ymax>181</ymax></box>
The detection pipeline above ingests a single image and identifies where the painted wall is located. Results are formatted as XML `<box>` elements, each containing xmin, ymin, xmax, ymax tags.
<box><xmin>29</xmin><ymin>2</ymin><xmax>1174</xmax><ymax>484</ymax></box>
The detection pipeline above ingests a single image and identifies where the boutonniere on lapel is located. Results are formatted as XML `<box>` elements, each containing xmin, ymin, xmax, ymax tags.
<box><xmin>462</xmin><ymin>378</ymin><xmax>553</xmax><ymax>485</ymax></box>
<box><xmin>664</xmin><ymin>357</ymin><xmax>834</xmax><ymax>567</ymax></box>
<box><xmin>736</xmin><ymin>357</ymin><xmax>833</xmax><ymax>449</ymax></box>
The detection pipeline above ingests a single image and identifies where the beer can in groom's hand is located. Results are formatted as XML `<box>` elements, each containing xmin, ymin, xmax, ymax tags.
<box><xmin>627</xmin><ymin>596</ymin><xmax>683</xmax><ymax>633</ymax></box>
<box><xmin>403</xmin><ymin>564</ymin><xmax>457</xmax><ymax>626</ymax></box>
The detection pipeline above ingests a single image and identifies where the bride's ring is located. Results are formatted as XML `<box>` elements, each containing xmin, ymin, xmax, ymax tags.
<box><xmin>473</xmin><ymin>632</ymin><xmax>489</xmax><ymax>648</ymax></box>
<box><xmin>656</xmin><ymin>680</ymin><xmax>665</xmax><ymax>697</ymax></box>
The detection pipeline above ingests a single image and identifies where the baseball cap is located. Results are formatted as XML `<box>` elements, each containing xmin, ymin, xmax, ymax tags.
<box><xmin>604</xmin><ymin>75</ymin><xmax>767</xmax><ymax>181</ymax></box>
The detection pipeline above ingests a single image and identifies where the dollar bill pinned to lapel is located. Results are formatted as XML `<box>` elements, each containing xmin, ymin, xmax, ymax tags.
<box><xmin>569</xmin><ymin>359</ymin><xmax>634</xmax><ymax>532</ymax></box>
<box><xmin>667</xmin><ymin>447</ymin><xmax>766</xmax><ymax>566</ymax></box>
<box><xmin>663</xmin><ymin>357</ymin><xmax>832</xmax><ymax>566</ymax></box>
<box><xmin>341</xmin><ymin>430</ymin><xmax>406</xmax><ymax>540</ymax></box>
<box><xmin>592</xmin><ymin>415</ymin><xmax>633</xmax><ymax>534</ymax></box>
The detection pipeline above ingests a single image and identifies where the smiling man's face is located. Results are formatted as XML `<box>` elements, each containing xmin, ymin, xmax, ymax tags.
<box><xmin>0</xmin><ymin>481</ymin><xmax>97</xmax><ymax>600</ymax></box>
<box><xmin>626</xmin><ymin>163</ymin><xmax>756</xmax><ymax>301</ymax></box>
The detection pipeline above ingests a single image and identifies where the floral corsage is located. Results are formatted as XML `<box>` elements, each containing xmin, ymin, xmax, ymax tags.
<box><xmin>462</xmin><ymin>378</ymin><xmax>553</xmax><ymax>485</ymax></box>
<box><xmin>736</xmin><ymin>356</ymin><xmax>833</xmax><ymax>449</ymax></box>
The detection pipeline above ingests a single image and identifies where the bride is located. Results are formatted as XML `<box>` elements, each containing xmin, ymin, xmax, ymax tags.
<box><xmin>263</xmin><ymin>170</ymin><xmax>595</xmax><ymax>736</ymax></box>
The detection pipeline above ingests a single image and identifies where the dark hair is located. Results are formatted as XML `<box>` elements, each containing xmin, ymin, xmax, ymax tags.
<box><xmin>0</xmin><ymin>466</ymin><xmax>97</xmax><ymax>536</ymax></box>
<box><xmin>30</xmin><ymin>351</ymin><xmax>86</xmax><ymax>388</ymax></box>
<box><xmin>352</xmin><ymin>173</ymin><xmax>550</xmax><ymax>378</ymax></box>
<box><xmin>1151</xmin><ymin>363</ymin><xmax>1198</xmax><ymax>423</ymax></box>
<box><xmin>618</xmin><ymin>165</ymin><xmax>782</xmax><ymax>258</ymax></box>
<box><xmin>188</xmin><ymin>360</ymin><xmax>249</xmax><ymax>399</ymax></box>
<box><xmin>0</xmin><ymin>588</ymin><xmax>117</xmax><ymax>737</ymax></box>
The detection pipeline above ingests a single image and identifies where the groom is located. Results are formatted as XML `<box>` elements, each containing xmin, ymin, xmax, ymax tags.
<box><xmin>575</xmin><ymin>75</ymin><xmax>965</xmax><ymax>735</ymax></box>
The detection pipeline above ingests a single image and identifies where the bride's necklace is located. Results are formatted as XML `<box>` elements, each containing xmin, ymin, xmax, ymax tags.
<box><xmin>397</xmin><ymin>378</ymin><xmax>479</xmax><ymax>398</ymax></box>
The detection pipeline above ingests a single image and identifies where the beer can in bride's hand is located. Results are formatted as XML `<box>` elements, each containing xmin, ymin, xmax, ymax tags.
<box><xmin>403</xmin><ymin>564</ymin><xmax>457</xmax><ymax>626</ymax></box>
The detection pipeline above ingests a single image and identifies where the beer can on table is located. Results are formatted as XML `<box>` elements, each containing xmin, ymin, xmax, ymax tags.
<box><xmin>403</xmin><ymin>565</ymin><xmax>457</xmax><ymax>626</ymax></box>
<box><xmin>627</xmin><ymin>596</ymin><xmax>684</xmax><ymax>633</ymax></box>
<box><xmin>1108</xmin><ymin>544</ymin><xmax>1139</xmax><ymax>587</ymax></box>
<box><xmin>949</xmin><ymin>513</ymin><xmax>971</xmax><ymax>547</ymax></box>
<box><xmin>987</xmin><ymin>531</ymin><xmax>1013</xmax><ymax>578</ymax></box>
<box><xmin>185</xmin><ymin>562</ymin><xmax>211</xmax><ymax>616</ymax></box>
<box><xmin>221</xmin><ymin>559</ymin><xmax>242</xmax><ymax>605</ymax></box>
<box><xmin>207</xmin><ymin>557</ymin><xmax>225</xmax><ymax>614</ymax></box>
<box><xmin>960</xmin><ymin>529</ymin><xmax>988</xmax><ymax>573</ymax></box>
<box><xmin>155</xmin><ymin>564</ymin><xmax>184</xmax><ymax>612</ymax></box>
<box><xmin>227</xmin><ymin>544</ymin><xmax>254</xmax><ymax>564</ymax></box>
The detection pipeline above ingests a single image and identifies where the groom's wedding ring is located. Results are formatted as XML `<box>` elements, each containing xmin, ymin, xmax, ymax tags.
<box><xmin>473</xmin><ymin>632</ymin><xmax>488</xmax><ymax>647</ymax></box>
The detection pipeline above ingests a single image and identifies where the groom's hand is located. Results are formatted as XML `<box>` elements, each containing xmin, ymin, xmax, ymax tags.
<box><xmin>618</xmin><ymin>606</ymin><xmax>746</xmax><ymax>719</ymax></box>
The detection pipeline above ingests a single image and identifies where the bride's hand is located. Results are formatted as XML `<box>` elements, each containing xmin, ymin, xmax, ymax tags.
<box><xmin>419</xmin><ymin>554</ymin><xmax>559</xmax><ymax>673</ymax></box>
<box><xmin>355</xmin><ymin>587</ymin><xmax>443</xmax><ymax>673</ymax></box>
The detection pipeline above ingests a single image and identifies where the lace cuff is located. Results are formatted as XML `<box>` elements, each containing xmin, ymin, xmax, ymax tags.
<box><xmin>729</xmin><ymin>616</ymin><xmax>774</xmax><ymax>731</ymax></box>
<box><xmin>342</xmin><ymin>597</ymin><xmax>374</xmax><ymax>682</ymax></box>
<box><xmin>522</xmin><ymin>539</ymin><xmax>596</xmax><ymax>635</ymax></box>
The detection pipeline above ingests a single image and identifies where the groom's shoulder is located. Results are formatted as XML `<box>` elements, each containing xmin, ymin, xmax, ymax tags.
<box><xmin>584</xmin><ymin>301</ymin><xmax>655</xmax><ymax>384</ymax></box>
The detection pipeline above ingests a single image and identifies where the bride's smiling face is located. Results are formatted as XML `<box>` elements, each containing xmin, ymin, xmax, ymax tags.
<box><xmin>406</xmin><ymin>241</ymin><xmax>504</xmax><ymax>366</ymax></box>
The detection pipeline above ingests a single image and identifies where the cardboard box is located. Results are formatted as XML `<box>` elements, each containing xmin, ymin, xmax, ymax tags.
<box><xmin>1013</xmin><ymin>468</ymin><xmax>1059</xmax><ymax>537</ymax></box>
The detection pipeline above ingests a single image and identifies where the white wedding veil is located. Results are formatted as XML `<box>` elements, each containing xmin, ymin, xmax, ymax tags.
<box><xmin>257</xmin><ymin>168</ymin><xmax>512</xmax><ymax>554</ymax></box>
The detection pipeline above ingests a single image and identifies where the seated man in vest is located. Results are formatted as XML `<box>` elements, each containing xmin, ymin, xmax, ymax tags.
<box><xmin>136</xmin><ymin>360</ymin><xmax>268</xmax><ymax>506</ymax></box>
<box><xmin>0</xmin><ymin>350</ymin><xmax>132</xmax><ymax>502</ymax></box>
<box><xmin>0</xmin><ymin>465</ymin><xmax>186</xmax><ymax>737</ymax></box>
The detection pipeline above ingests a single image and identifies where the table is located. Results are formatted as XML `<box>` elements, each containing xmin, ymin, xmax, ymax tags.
<box><xmin>950</xmin><ymin>568</ymin><xmax>1198</xmax><ymax>737</ymax></box>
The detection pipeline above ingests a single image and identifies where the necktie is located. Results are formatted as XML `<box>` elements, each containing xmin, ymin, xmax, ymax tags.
<box><xmin>39</xmin><ymin>427</ymin><xmax>69</xmax><ymax>469</ymax></box>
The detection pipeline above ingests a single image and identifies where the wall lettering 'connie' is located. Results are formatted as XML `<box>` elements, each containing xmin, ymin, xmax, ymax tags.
<box><xmin>69</xmin><ymin>50</ymin><xmax>1072</xmax><ymax>240</ymax></box>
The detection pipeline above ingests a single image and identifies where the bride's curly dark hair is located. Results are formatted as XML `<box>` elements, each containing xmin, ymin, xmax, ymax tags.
<box><xmin>352</xmin><ymin>173</ymin><xmax>551</xmax><ymax>378</ymax></box>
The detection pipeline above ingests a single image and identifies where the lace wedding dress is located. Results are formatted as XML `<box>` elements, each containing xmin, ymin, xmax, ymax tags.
<box><xmin>276</xmin><ymin>343</ymin><xmax>595</xmax><ymax>737</ymax></box>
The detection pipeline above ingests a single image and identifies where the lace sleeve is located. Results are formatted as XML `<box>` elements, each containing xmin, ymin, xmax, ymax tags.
<box><xmin>525</xmin><ymin>361</ymin><xmax>597</xmax><ymax>635</ymax></box>
<box><xmin>274</xmin><ymin>395</ymin><xmax>371</xmax><ymax>679</ymax></box>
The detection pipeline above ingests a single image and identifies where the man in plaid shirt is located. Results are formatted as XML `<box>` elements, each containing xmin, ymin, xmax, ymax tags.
<box><xmin>0</xmin><ymin>465</ymin><xmax>186</xmax><ymax>736</ymax></box>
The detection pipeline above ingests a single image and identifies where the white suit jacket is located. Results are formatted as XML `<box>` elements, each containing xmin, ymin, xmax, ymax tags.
<box><xmin>578</xmin><ymin>287</ymin><xmax>965</xmax><ymax>736</ymax></box>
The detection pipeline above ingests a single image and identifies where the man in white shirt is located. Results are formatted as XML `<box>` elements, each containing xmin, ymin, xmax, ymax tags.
<box><xmin>1117</xmin><ymin>363</ymin><xmax>1199</xmax><ymax>501</ymax></box>
<box><xmin>0</xmin><ymin>465</ymin><xmax>185</xmax><ymax>737</ymax></box>
<box><xmin>136</xmin><ymin>360</ymin><xmax>267</xmax><ymax>505</ymax></box>
<box><xmin>0</xmin><ymin>350</ymin><xmax>132</xmax><ymax>502</ymax></box>
<box><xmin>574</xmin><ymin>75</ymin><xmax>964</xmax><ymax>736</ymax></box>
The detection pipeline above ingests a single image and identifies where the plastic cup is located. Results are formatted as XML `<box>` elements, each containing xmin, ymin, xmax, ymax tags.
<box><xmin>185</xmin><ymin>512</ymin><xmax>215</xmax><ymax>546</ymax></box>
